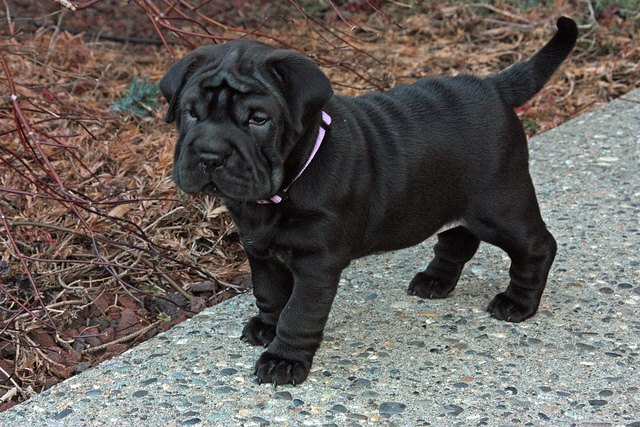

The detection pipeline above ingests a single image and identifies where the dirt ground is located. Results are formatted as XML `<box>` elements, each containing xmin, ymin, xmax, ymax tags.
<box><xmin>0</xmin><ymin>0</ymin><xmax>638</xmax><ymax>410</ymax></box>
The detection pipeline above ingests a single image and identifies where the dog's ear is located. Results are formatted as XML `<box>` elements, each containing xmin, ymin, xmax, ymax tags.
<box><xmin>266</xmin><ymin>51</ymin><xmax>333</xmax><ymax>136</ymax></box>
<box><xmin>159</xmin><ymin>54</ymin><xmax>199</xmax><ymax>123</ymax></box>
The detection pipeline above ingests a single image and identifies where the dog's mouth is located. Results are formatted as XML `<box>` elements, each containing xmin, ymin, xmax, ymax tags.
<box><xmin>202</xmin><ymin>151</ymin><xmax>284</xmax><ymax>201</ymax></box>
<box><xmin>185</xmin><ymin>167</ymin><xmax>278</xmax><ymax>201</ymax></box>
<box><xmin>201</xmin><ymin>182</ymin><xmax>221</xmax><ymax>196</ymax></box>
<box><xmin>173</xmin><ymin>141</ymin><xmax>283</xmax><ymax>201</ymax></box>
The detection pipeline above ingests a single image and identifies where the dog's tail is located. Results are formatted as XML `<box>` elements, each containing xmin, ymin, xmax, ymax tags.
<box><xmin>488</xmin><ymin>17</ymin><xmax>578</xmax><ymax>108</ymax></box>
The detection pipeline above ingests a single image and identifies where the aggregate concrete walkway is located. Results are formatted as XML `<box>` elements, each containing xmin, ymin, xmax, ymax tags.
<box><xmin>2</xmin><ymin>89</ymin><xmax>639</xmax><ymax>426</ymax></box>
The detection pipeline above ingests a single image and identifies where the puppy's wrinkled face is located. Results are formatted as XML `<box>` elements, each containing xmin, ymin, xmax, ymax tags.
<box><xmin>165</xmin><ymin>44</ymin><xmax>287</xmax><ymax>200</ymax></box>
<box><xmin>173</xmin><ymin>70</ymin><xmax>285</xmax><ymax>199</ymax></box>
<box><xmin>160</xmin><ymin>41</ymin><xmax>333</xmax><ymax>201</ymax></box>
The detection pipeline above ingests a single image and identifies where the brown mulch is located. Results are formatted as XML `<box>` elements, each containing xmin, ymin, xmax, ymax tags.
<box><xmin>1</xmin><ymin>0</ymin><xmax>638</xmax><ymax>411</ymax></box>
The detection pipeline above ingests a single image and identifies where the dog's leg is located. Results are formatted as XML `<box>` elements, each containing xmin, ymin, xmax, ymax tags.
<box><xmin>486</xmin><ymin>226</ymin><xmax>556</xmax><ymax>322</ymax></box>
<box><xmin>241</xmin><ymin>255</ymin><xmax>293</xmax><ymax>347</ymax></box>
<box><xmin>254</xmin><ymin>261</ymin><xmax>341</xmax><ymax>385</ymax></box>
<box><xmin>467</xmin><ymin>178</ymin><xmax>557</xmax><ymax>322</ymax></box>
<box><xmin>408</xmin><ymin>226</ymin><xmax>481</xmax><ymax>299</ymax></box>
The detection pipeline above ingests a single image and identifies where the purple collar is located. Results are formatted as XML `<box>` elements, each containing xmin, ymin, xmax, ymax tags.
<box><xmin>257</xmin><ymin>111</ymin><xmax>332</xmax><ymax>204</ymax></box>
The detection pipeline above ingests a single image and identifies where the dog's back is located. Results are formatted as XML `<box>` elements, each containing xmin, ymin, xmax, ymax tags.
<box><xmin>322</xmin><ymin>18</ymin><xmax>578</xmax><ymax>256</ymax></box>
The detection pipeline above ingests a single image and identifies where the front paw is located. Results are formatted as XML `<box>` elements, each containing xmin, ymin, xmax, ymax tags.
<box><xmin>407</xmin><ymin>272</ymin><xmax>457</xmax><ymax>299</ymax></box>
<box><xmin>241</xmin><ymin>316</ymin><xmax>276</xmax><ymax>347</ymax></box>
<box><xmin>254</xmin><ymin>351</ymin><xmax>311</xmax><ymax>386</ymax></box>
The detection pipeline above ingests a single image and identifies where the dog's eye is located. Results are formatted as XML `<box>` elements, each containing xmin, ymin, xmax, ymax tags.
<box><xmin>248</xmin><ymin>113</ymin><xmax>269</xmax><ymax>126</ymax></box>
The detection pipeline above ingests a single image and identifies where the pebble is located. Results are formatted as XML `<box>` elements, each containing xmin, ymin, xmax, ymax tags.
<box><xmin>331</xmin><ymin>404</ymin><xmax>348</xmax><ymax>413</ymax></box>
<box><xmin>379</xmin><ymin>402</ymin><xmax>406</xmax><ymax>416</ymax></box>
<box><xmin>588</xmin><ymin>399</ymin><xmax>608</xmax><ymax>406</ymax></box>
<box><xmin>275</xmin><ymin>391</ymin><xmax>292</xmax><ymax>400</ymax></box>
<box><xmin>215</xmin><ymin>386</ymin><xmax>236</xmax><ymax>394</ymax></box>
<box><xmin>350</xmin><ymin>379</ymin><xmax>372</xmax><ymax>389</ymax></box>
<box><xmin>181</xmin><ymin>418</ymin><xmax>202</xmax><ymax>425</ymax></box>
<box><xmin>347</xmin><ymin>413</ymin><xmax>368</xmax><ymax>421</ymax></box>
<box><xmin>74</xmin><ymin>362</ymin><xmax>92</xmax><ymax>373</ymax></box>
<box><xmin>442</xmin><ymin>404</ymin><xmax>464</xmax><ymax>416</ymax></box>
<box><xmin>191</xmin><ymin>395</ymin><xmax>207</xmax><ymax>404</ymax></box>
<box><xmin>576</xmin><ymin>343</ymin><xmax>597</xmax><ymax>351</ymax></box>
<box><xmin>250</xmin><ymin>416</ymin><xmax>270</xmax><ymax>425</ymax></box>
<box><xmin>505</xmin><ymin>386</ymin><xmax>518</xmax><ymax>395</ymax></box>
<box><xmin>53</xmin><ymin>408</ymin><xmax>73</xmax><ymax>420</ymax></box>
<box><xmin>132</xmin><ymin>390</ymin><xmax>148</xmax><ymax>398</ymax></box>
<box><xmin>365</xmin><ymin>293</ymin><xmax>378</xmax><ymax>301</ymax></box>
<box><xmin>368</xmin><ymin>367</ymin><xmax>380</xmax><ymax>377</ymax></box>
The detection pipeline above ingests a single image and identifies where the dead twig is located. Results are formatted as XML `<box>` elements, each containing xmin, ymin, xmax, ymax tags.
<box><xmin>2</xmin><ymin>300</ymin><xmax>85</xmax><ymax>325</ymax></box>
<box><xmin>466</xmin><ymin>3</ymin><xmax>531</xmax><ymax>24</ymax></box>
<box><xmin>0</xmin><ymin>388</ymin><xmax>19</xmax><ymax>404</ymax></box>
<box><xmin>81</xmin><ymin>320</ymin><xmax>162</xmax><ymax>354</ymax></box>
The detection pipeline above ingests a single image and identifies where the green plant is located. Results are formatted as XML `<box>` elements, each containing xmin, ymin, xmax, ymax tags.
<box><xmin>523</xmin><ymin>117</ymin><xmax>540</xmax><ymax>135</ymax></box>
<box><xmin>110</xmin><ymin>77</ymin><xmax>161</xmax><ymax>117</ymax></box>
<box><xmin>157</xmin><ymin>313</ymin><xmax>173</xmax><ymax>323</ymax></box>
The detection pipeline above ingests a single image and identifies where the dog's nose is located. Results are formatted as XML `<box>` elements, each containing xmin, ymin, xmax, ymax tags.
<box><xmin>199</xmin><ymin>151</ymin><xmax>227</xmax><ymax>169</ymax></box>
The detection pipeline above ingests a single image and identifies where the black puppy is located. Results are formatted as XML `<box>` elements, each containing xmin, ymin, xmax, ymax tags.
<box><xmin>160</xmin><ymin>17</ymin><xmax>578</xmax><ymax>386</ymax></box>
